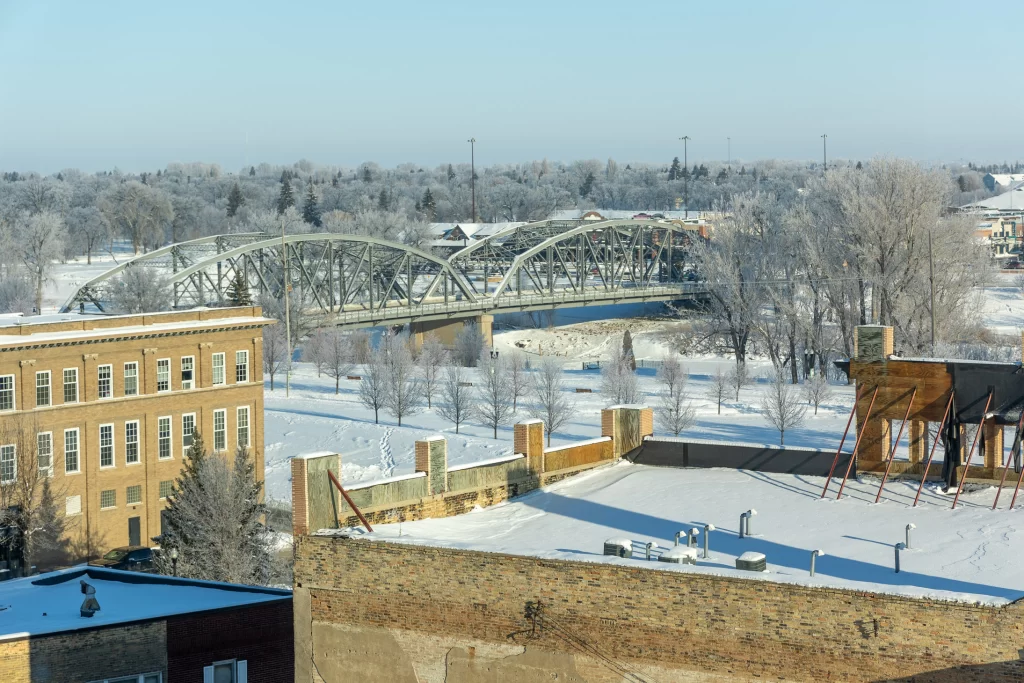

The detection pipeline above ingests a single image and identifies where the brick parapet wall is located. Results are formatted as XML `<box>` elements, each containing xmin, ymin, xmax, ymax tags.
<box><xmin>295</xmin><ymin>536</ymin><xmax>1024</xmax><ymax>683</ymax></box>
<box><xmin>291</xmin><ymin>457</ymin><xmax>309</xmax><ymax>536</ymax></box>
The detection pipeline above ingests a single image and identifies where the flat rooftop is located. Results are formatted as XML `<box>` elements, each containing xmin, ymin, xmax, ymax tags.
<box><xmin>0</xmin><ymin>567</ymin><xmax>290</xmax><ymax>640</ymax></box>
<box><xmin>333</xmin><ymin>462</ymin><xmax>1024</xmax><ymax>606</ymax></box>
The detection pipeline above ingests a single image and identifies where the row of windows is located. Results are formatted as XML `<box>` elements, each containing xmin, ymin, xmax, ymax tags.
<box><xmin>66</xmin><ymin>480</ymin><xmax>174</xmax><ymax>516</ymax></box>
<box><xmin>0</xmin><ymin>406</ymin><xmax>250</xmax><ymax>480</ymax></box>
<box><xmin>0</xmin><ymin>350</ymin><xmax>250</xmax><ymax>411</ymax></box>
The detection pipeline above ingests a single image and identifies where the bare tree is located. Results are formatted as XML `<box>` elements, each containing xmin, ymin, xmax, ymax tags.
<box><xmin>707</xmin><ymin>367</ymin><xmax>728</xmax><ymax>415</ymax></box>
<box><xmin>453</xmin><ymin>322</ymin><xmax>485</xmax><ymax>367</ymax></box>
<box><xmin>601</xmin><ymin>349</ymin><xmax>639</xmax><ymax>404</ymax></box>
<box><xmin>0</xmin><ymin>416</ymin><xmax>71</xmax><ymax>571</ymax></box>
<box><xmin>320</xmin><ymin>328</ymin><xmax>355</xmax><ymax>394</ymax></box>
<box><xmin>437</xmin><ymin>364</ymin><xmax>473</xmax><ymax>434</ymax></box>
<box><xmin>658</xmin><ymin>389</ymin><xmax>697</xmax><ymax>437</ymax></box>
<box><xmin>66</xmin><ymin>206</ymin><xmax>109</xmax><ymax>265</ymax></box>
<box><xmin>359</xmin><ymin>345</ymin><xmax>389</xmax><ymax>424</ymax></box>
<box><xmin>530</xmin><ymin>357</ymin><xmax>576</xmax><ymax>446</ymax></box>
<box><xmin>475</xmin><ymin>352</ymin><xmax>515</xmax><ymax>439</ymax></box>
<box><xmin>762</xmin><ymin>369</ymin><xmax>807</xmax><ymax>445</ymax></box>
<box><xmin>1015</xmin><ymin>272</ymin><xmax>1024</xmax><ymax>298</ymax></box>
<box><xmin>14</xmin><ymin>210</ymin><xmax>65</xmax><ymax>313</ymax></box>
<box><xmin>98</xmin><ymin>181</ymin><xmax>174</xmax><ymax>254</ymax></box>
<box><xmin>382</xmin><ymin>332</ymin><xmax>420</xmax><ymax>426</ymax></box>
<box><xmin>656</xmin><ymin>354</ymin><xmax>686</xmax><ymax>397</ymax></box>
<box><xmin>418</xmin><ymin>335</ymin><xmax>446</xmax><ymax>408</ymax></box>
<box><xmin>506</xmin><ymin>350</ymin><xmax>530</xmax><ymax>411</ymax></box>
<box><xmin>802</xmin><ymin>372</ymin><xmax>832</xmax><ymax>416</ymax></box>
<box><xmin>302</xmin><ymin>328</ymin><xmax>328</xmax><ymax>377</ymax></box>
<box><xmin>0</xmin><ymin>267</ymin><xmax>34</xmax><ymax>315</ymax></box>
<box><xmin>109</xmin><ymin>267</ymin><xmax>172</xmax><ymax>313</ymax></box>
<box><xmin>262</xmin><ymin>325</ymin><xmax>288</xmax><ymax>391</ymax></box>
<box><xmin>726</xmin><ymin>362</ymin><xmax>749</xmax><ymax>401</ymax></box>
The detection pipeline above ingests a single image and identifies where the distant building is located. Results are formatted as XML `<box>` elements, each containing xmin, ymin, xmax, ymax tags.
<box><xmin>962</xmin><ymin>183</ymin><xmax>1024</xmax><ymax>213</ymax></box>
<box><xmin>983</xmin><ymin>173</ymin><xmax>1024</xmax><ymax>192</ymax></box>
<box><xmin>973</xmin><ymin>214</ymin><xmax>1022</xmax><ymax>260</ymax></box>
<box><xmin>0</xmin><ymin>566</ymin><xmax>291</xmax><ymax>683</ymax></box>
<box><xmin>0</xmin><ymin>307</ymin><xmax>274</xmax><ymax>566</ymax></box>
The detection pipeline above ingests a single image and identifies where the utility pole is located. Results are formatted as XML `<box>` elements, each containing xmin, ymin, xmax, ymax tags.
<box><xmin>281</xmin><ymin>217</ymin><xmax>292</xmax><ymax>398</ymax></box>
<box><xmin>928</xmin><ymin>230</ymin><xmax>936</xmax><ymax>355</ymax></box>
<box><xmin>679</xmin><ymin>136</ymin><xmax>690</xmax><ymax>218</ymax></box>
<box><xmin>467</xmin><ymin>137</ymin><xmax>476</xmax><ymax>222</ymax></box>
<box><xmin>821</xmin><ymin>134</ymin><xmax>827</xmax><ymax>171</ymax></box>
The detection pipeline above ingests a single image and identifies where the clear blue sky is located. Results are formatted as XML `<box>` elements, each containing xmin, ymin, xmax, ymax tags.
<box><xmin>0</xmin><ymin>1</ymin><xmax>1018</xmax><ymax>173</ymax></box>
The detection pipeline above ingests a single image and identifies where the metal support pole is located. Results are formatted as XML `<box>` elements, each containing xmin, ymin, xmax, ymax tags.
<box><xmin>894</xmin><ymin>542</ymin><xmax>905</xmax><ymax>573</ymax></box>
<box><xmin>993</xmin><ymin>409</ymin><xmax>1024</xmax><ymax>509</ymax></box>
<box><xmin>913</xmin><ymin>391</ymin><xmax>953</xmax><ymax>507</ymax></box>
<box><xmin>467</xmin><ymin>137</ymin><xmax>476</xmax><ymax>222</ymax></box>
<box><xmin>810</xmin><ymin>549</ymin><xmax>823</xmax><ymax>577</ymax></box>
<box><xmin>837</xmin><ymin>387</ymin><xmax>879</xmax><ymax>500</ymax></box>
<box><xmin>952</xmin><ymin>392</ymin><xmax>993</xmax><ymax>510</ymax></box>
<box><xmin>703</xmin><ymin>524</ymin><xmax>714</xmax><ymax>559</ymax></box>
<box><xmin>327</xmin><ymin>469</ymin><xmax>373</xmax><ymax>532</ymax></box>
<box><xmin>1010</xmin><ymin>441</ymin><xmax>1024</xmax><ymax>509</ymax></box>
<box><xmin>905</xmin><ymin>523</ymin><xmax>915</xmax><ymax>549</ymax></box>
<box><xmin>875</xmin><ymin>388</ymin><xmax>917</xmax><ymax>503</ymax></box>
<box><xmin>281</xmin><ymin>221</ymin><xmax>291</xmax><ymax>398</ymax></box>
<box><xmin>822</xmin><ymin>386</ymin><xmax>861</xmax><ymax>497</ymax></box>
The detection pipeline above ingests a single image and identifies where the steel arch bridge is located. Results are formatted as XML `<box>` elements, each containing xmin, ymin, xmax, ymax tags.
<box><xmin>61</xmin><ymin>219</ymin><xmax>706</xmax><ymax>328</ymax></box>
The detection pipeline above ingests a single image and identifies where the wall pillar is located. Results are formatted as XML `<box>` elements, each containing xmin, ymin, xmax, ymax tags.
<box><xmin>602</xmin><ymin>405</ymin><xmax>653</xmax><ymax>458</ymax></box>
<box><xmin>908</xmin><ymin>421</ymin><xmax>928</xmax><ymax>464</ymax></box>
<box><xmin>984</xmin><ymin>423</ymin><xmax>1004</xmax><ymax>470</ymax></box>
<box><xmin>291</xmin><ymin>453</ymin><xmax>342</xmax><ymax>536</ymax></box>
<box><xmin>18</xmin><ymin>359</ymin><xmax>35</xmax><ymax>410</ymax></box>
<box><xmin>853</xmin><ymin>325</ymin><xmax>894</xmax><ymax>466</ymax></box>
<box><xmin>514</xmin><ymin>419</ymin><xmax>545</xmax><ymax>475</ymax></box>
<box><xmin>415</xmin><ymin>436</ymin><xmax>448</xmax><ymax>495</ymax></box>
<box><xmin>81</xmin><ymin>353</ymin><xmax>98</xmax><ymax>403</ymax></box>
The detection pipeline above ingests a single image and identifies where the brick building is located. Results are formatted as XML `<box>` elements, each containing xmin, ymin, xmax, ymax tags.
<box><xmin>0</xmin><ymin>566</ymin><xmax>292</xmax><ymax>683</ymax></box>
<box><xmin>0</xmin><ymin>307</ymin><xmax>273</xmax><ymax>564</ymax></box>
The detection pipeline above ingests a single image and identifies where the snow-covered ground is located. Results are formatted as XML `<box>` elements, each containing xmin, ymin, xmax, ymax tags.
<box><xmin>348</xmin><ymin>461</ymin><xmax>1024</xmax><ymax>605</ymax></box>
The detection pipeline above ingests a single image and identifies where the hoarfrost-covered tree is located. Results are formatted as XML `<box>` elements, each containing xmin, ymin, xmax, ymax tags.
<box><xmin>475</xmin><ymin>352</ymin><xmax>515</xmax><ymax>439</ymax></box>
<box><xmin>506</xmin><ymin>350</ymin><xmax>530</xmax><ymax>410</ymax></box>
<box><xmin>658</xmin><ymin>388</ymin><xmax>697</xmax><ymax>437</ymax></box>
<box><xmin>437</xmin><ymin>364</ymin><xmax>473</xmax><ymax>433</ymax></box>
<box><xmin>453</xmin><ymin>323</ymin><xmax>485</xmax><ymax>367</ymax></box>
<box><xmin>762</xmin><ymin>369</ymin><xmax>807</xmax><ymax>445</ymax></box>
<box><xmin>225</xmin><ymin>269</ymin><xmax>253</xmax><ymax>306</ymax></box>
<box><xmin>601</xmin><ymin>349</ymin><xmax>639</xmax><ymax>404</ymax></box>
<box><xmin>726</xmin><ymin>362</ymin><xmax>749</xmax><ymax>401</ymax></box>
<box><xmin>707</xmin><ymin>367</ymin><xmax>728</xmax><ymax>415</ymax></box>
<box><xmin>14</xmin><ymin>210</ymin><xmax>66</xmax><ymax>313</ymax></box>
<box><xmin>226</xmin><ymin>183</ymin><xmax>245</xmax><ymax>218</ymax></box>
<box><xmin>320</xmin><ymin>328</ymin><xmax>355</xmax><ymax>394</ymax></box>
<box><xmin>65</xmin><ymin>206</ymin><xmax>108</xmax><ymax>265</ymax></box>
<box><xmin>109</xmin><ymin>267</ymin><xmax>172</xmax><ymax>314</ymax></box>
<box><xmin>621</xmin><ymin>330</ymin><xmax>637</xmax><ymax>371</ymax></box>
<box><xmin>530</xmin><ymin>357</ymin><xmax>575</xmax><ymax>446</ymax></box>
<box><xmin>418</xmin><ymin>335</ymin><xmax>447</xmax><ymax>408</ymax></box>
<box><xmin>156</xmin><ymin>436</ymin><xmax>271</xmax><ymax>585</ymax></box>
<box><xmin>359</xmin><ymin>345</ymin><xmax>389</xmax><ymax>424</ymax></box>
<box><xmin>303</xmin><ymin>328</ymin><xmax>327</xmax><ymax>377</ymax></box>
<box><xmin>802</xmin><ymin>372</ymin><xmax>832</xmax><ymax>416</ymax></box>
<box><xmin>0</xmin><ymin>268</ymin><xmax>33</xmax><ymax>315</ymax></box>
<box><xmin>656</xmin><ymin>354</ymin><xmax>686</xmax><ymax>397</ymax></box>
<box><xmin>97</xmin><ymin>181</ymin><xmax>173</xmax><ymax>254</ymax></box>
<box><xmin>382</xmin><ymin>333</ymin><xmax>420</xmax><ymax>426</ymax></box>
<box><xmin>262</xmin><ymin>325</ymin><xmax>288</xmax><ymax>391</ymax></box>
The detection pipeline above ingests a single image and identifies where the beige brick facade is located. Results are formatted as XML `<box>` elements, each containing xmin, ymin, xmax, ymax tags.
<box><xmin>0</xmin><ymin>307</ymin><xmax>272</xmax><ymax>562</ymax></box>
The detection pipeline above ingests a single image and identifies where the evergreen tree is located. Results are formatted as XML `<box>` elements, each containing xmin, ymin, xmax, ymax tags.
<box><xmin>331</xmin><ymin>176</ymin><xmax>339</xmax><ymax>187</ymax></box>
<box><xmin>225</xmin><ymin>269</ymin><xmax>253</xmax><ymax>306</ymax></box>
<box><xmin>856</xmin><ymin>161</ymin><xmax>863</xmax><ymax>170</ymax></box>
<box><xmin>302</xmin><ymin>183</ymin><xmax>322</xmax><ymax>227</ymax></box>
<box><xmin>622</xmin><ymin>330</ymin><xmax>636</xmax><ymax>371</ymax></box>
<box><xmin>668</xmin><ymin>156</ymin><xmax>681</xmax><ymax>181</ymax></box>
<box><xmin>422</xmin><ymin>188</ymin><xmax>436</xmax><ymax>220</ymax></box>
<box><xmin>447</xmin><ymin>164</ymin><xmax>456</xmax><ymax>182</ymax></box>
<box><xmin>277</xmin><ymin>178</ymin><xmax>294</xmax><ymax>215</ymax></box>
<box><xmin>249</xmin><ymin>166</ymin><xmax>256</xmax><ymax>176</ymax></box>
<box><xmin>226</xmin><ymin>183</ymin><xmax>244</xmax><ymax>218</ymax></box>
<box><xmin>378</xmin><ymin>188</ymin><xmax>390</xmax><ymax>211</ymax></box>
<box><xmin>362</xmin><ymin>166</ymin><xmax>373</xmax><ymax>183</ymax></box>
<box><xmin>580</xmin><ymin>171</ymin><xmax>595</xmax><ymax>197</ymax></box>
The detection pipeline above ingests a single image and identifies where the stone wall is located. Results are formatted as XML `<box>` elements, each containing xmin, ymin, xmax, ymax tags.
<box><xmin>294</xmin><ymin>536</ymin><xmax>1024</xmax><ymax>683</ymax></box>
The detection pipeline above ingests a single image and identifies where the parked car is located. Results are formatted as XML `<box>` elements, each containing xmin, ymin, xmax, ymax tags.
<box><xmin>1005</xmin><ymin>260</ymin><xmax>1023</xmax><ymax>270</ymax></box>
<box><xmin>89</xmin><ymin>546</ymin><xmax>156</xmax><ymax>572</ymax></box>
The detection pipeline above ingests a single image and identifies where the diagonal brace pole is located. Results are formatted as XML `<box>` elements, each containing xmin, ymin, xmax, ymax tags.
<box><xmin>952</xmin><ymin>391</ymin><xmax>993</xmax><ymax>510</ymax></box>
<box><xmin>875</xmin><ymin>387</ymin><xmax>917</xmax><ymax>503</ymax></box>
<box><xmin>913</xmin><ymin>391</ymin><xmax>954</xmax><ymax>507</ymax></box>
<box><xmin>327</xmin><ymin>469</ymin><xmax>374</xmax><ymax>532</ymax></box>
<box><xmin>822</xmin><ymin>386</ymin><xmax>861</xmax><ymax>498</ymax></box>
<box><xmin>992</xmin><ymin>409</ymin><xmax>1024</xmax><ymax>509</ymax></box>
<box><xmin>837</xmin><ymin>387</ymin><xmax>879</xmax><ymax>500</ymax></box>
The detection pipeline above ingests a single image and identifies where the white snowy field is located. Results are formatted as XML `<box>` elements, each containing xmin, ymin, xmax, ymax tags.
<box><xmin>351</xmin><ymin>461</ymin><xmax>1024</xmax><ymax>605</ymax></box>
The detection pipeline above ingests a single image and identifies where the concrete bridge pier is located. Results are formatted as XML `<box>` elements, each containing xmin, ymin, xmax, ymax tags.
<box><xmin>410</xmin><ymin>314</ymin><xmax>493</xmax><ymax>351</ymax></box>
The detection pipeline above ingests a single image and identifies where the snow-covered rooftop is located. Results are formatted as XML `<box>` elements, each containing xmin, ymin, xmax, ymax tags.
<box><xmin>343</xmin><ymin>462</ymin><xmax>1024</xmax><ymax>606</ymax></box>
<box><xmin>965</xmin><ymin>184</ymin><xmax>1024</xmax><ymax>211</ymax></box>
<box><xmin>0</xmin><ymin>316</ymin><xmax>273</xmax><ymax>348</ymax></box>
<box><xmin>0</xmin><ymin>567</ymin><xmax>290</xmax><ymax>640</ymax></box>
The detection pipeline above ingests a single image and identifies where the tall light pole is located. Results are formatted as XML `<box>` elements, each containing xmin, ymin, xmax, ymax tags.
<box><xmin>281</xmin><ymin>216</ymin><xmax>292</xmax><ymax>398</ymax></box>
<box><xmin>821</xmin><ymin>134</ymin><xmax>827</xmax><ymax>171</ymax></box>
<box><xmin>467</xmin><ymin>137</ymin><xmax>476</xmax><ymax>222</ymax></box>
<box><xmin>727</xmin><ymin>137</ymin><xmax>731</xmax><ymax>169</ymax></box>
<box><xmin>679</xmin><ymin>136</ymin><xmax>690</xmax><ymax>218</ymax></box>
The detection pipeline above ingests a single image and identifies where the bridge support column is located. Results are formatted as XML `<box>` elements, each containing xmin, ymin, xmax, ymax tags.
<box><xmin>410</xmin><ymin>314</ymin><xmax>493</xmax><ymax>351</ymax></box>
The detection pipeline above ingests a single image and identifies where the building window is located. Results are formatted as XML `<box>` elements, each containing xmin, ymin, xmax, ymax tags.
<box><xmin>0</xmin><ymin>445</ymin><xmax>15</xmax><ymax>484</ymax></box>
<box><xmin>182</xmin><ymin>413</ymin><xmax>196</xmax><ymax>455</ymax></box>
<box><xmin>124</xmin><ymin>362</ymin><xmax>139</xmax><ymax>397</ymax></box>
<box><xmin>89</xmin><ymin>673</ymin><xmax>163</xmax><ymax>683</ymax></box>
<box><xmin>158</xmin><ymin>480</ymin><xmax>173</xmax><ymax>499</ymax></box>
<box><xmin>99</xmin><ymin>424</ymin><xmax>115</xmax><ymax>468</ymax></box>
<box><xmin>126</xmin><ymin>484</ymin><xmax>142</xmax><ymax>505</ymax></box>
<box><xmin>157</xmin><ymin>358</ymin><xmax>170</xmax><ymax>392</ymax></box>
<box><xmin>158</xmin><ymin>416</ymin><xmax>172</xmax><ymax>460</ymax></box>
<box><xmin>0</xmin><ymin>375</ymin><xmax>14</xmax><ymax>411</ymax></box>
<box><xmin>64</xmin><ymin>428</ymin><xmax>80</xmax><ymax>474</ymax></box>
<box><xmin>125</xmin><ymin>420</ymin><xmax>140</xmax><ymax>464</ymax></box>
<box><xmin>212</xmin><ymin>352</ymin><xmax>226</xmax><ymax>386</ymax></box>
<box><xmin>63</xmin><ymin>368</ymin><xmax>78</xmax><ymax>404</ymax></box>
<box><xmin>36</xmin><ymin>371</ymin><xmax>51</xmax><ymax>407</ymax></box>
<box><xmin>97</xmin><ymin>364</ymin><xmax>112</xmax><ymax>399</ymax></box>
<box><xmin>100</xmin><ymin>489</ymin><xmax>116</xmax><ymax>509</ymax></box>
<box><xmin>37</xmin><ymin>432</ymin><xmax>52</xmax><ymax>475</ymax></box>
<box><xmin>213</xmin><ymin>409</ymin><xmax>227</xmax><ymax>452</ymax></box>
<box><xmin>66</xmin><ymin>495</ymin><xmax>82</xmax><ymax>516</ymax></box>
<box><xmin>237</xmin><ymin>406</ymin><xmax>250</xmax><ymax>448</ymax></box>
<box><xmin>235</xmin><ymin>350</ymin><xmax>249</xmax><ymax>383</ymax></box>
<box><xmin>205</xmin><ymin>660</ymin><xmax>246</xmax><ymax>683</ymax></box>
<box><xmin>181</xmin><ymin>356</ymin><xmax>195</xmax><ymax>390</ymax></box>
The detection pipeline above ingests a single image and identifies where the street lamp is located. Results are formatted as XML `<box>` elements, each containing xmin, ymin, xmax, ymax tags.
<box><xmin>169</xmin><ymin>547</ymin><xmax>178</xmax><ymax>577</ymax></box>
<box><xmin>821</xmin><ymin>134</ymin><xmax>827</xmax><ymax>171</ymax></box>
<box><xmin>467</xmin><ymin>137</ymin><xmax>477</xmax><ymax>222</ymax></box>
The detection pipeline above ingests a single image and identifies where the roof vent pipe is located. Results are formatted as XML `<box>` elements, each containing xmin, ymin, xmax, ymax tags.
<box><xmin>905</xmin><ymin>523</ymin><xmax>916</xmax><ymax>550</ymax></box>
<box><xmin>645</xmin><ymin>541</ymin><xmax>659</xmax><ymax>560</ymax></box>
<box><xmin>674</xmin><ymin>530</ymin><xmax>685</xmax><ymax>546</ymax></box>
<box><xmin>687</xmin><ymin>529</ymin><xmax>700</xmax><ymax>549</ymax></box>
<box><xmin>739</xmin><ymin>509</ymin><xmax>757</xmax><ymax>539</ymax></box>
<box><xmin>80</xmin><ymin>580</ymin><xmax>100</xmax><ymax>618</ymax></box>
<box><xmin>894</xmin><ymin>542</ymin><xmax>906</xmax><ymax>573</ymax></box>
<box><xmin>810</xmin><ymin>549</ymin><xmax>824</xmax><ymax>577</ymax></box>
<box><xmin>703</xmin><ymin>524</ymin><xmax>715</xmax><ymax>559</ymax></box>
